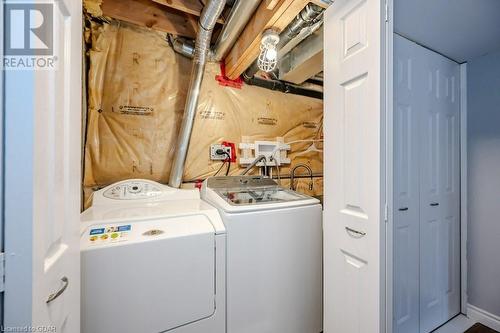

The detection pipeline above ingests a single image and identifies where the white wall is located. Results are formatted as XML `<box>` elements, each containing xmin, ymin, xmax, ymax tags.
<box><xmin>395</xmin><ymin>0</ymin><xmax>500</xmax><ymax>63</ymax></box>
<box><xmin>467</xmin><ymin>48</ymin><xmax>500</xmax><ymax>317</ymax></box>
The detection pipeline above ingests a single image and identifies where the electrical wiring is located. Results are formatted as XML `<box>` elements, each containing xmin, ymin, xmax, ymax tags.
<box><xmin>213</xmin><ymin>149</ymin><xmax>232</xmax><ymax>176</ymax></box>
<box><xmin>224</xmin><ymin>152</ymin><xmax>231</xmax><ymax>176</ymax></box>
<box><xmin>285</xmin><ymin>139</ymin><xmax>324</xmax><ymax>145</ymax></box>
<box><xmin>213</xmin><ymin>160</ymin><xmax>227</xmax><ymax>176</ymax></box>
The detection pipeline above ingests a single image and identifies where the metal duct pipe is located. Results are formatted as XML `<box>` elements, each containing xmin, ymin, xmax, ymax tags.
<box><xmin>169</xmin><ymin>0</ymin><xmax>226</xmax><ymax>188</ymax></box>
<box><xmin>170</xmin><ymin>0</ymin><xmax>261</xmax><ymax>61</ymax></box>
<box><xmin>245</xmin><ymin>3</ymin><xmax>323</xmax><ymax>77</ymax></box>
<box><xmin>168</xmin><ymin>35</ymin><xmax>195</xmax><ymax>59</ymax></box>
<box><xmin>210</xmin><ymin>0</ymin><xmax>261</xmax><ymax>61</ymax></box>
<box><xmin>278</xmin><ymin>3</ymin><xmax>323</xmax><ymax>49</ymax></box>
<box><xmin>278</xmin><ymin>12</ymin><xmax>323</xmax><ymax>57</ymax></box>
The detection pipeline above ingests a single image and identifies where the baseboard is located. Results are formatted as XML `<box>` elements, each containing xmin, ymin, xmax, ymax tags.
<box><xmin>467</xmin><ymin>304</ymin><xmax>500</xmax><ymax>331</ymax></box>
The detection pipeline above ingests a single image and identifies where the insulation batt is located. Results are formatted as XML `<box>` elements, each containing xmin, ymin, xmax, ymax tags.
<box><xmin>84</xmin><ymin>21</ymin><xmax>323</xmax><ymax>207</ymax></box>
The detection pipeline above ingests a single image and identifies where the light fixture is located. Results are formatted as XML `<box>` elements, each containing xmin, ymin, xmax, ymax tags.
<box><xmin>257</xmin><ymin>29</ymin><xmax>280</xmax><ymax>73</ymax></box>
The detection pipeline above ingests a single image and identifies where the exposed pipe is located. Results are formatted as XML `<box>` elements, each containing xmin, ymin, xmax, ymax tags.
<box><xmin>241</xmin><ymin>155</ymin><xmax>267</xmax><ymax>175</ymax></box>
<box><xmin>278</xmin><ymin>4</ymin><xmax>323</xmax><ymax>49</ymax></box>
<box><xmin>169</xmin><ymin>0</ymin><xmax>262</xmax><ymax>61</ymax></box>
<box><xmin>168</xmin><ymin>35</ymin><xmax>195</xmax><ymax>59</ymax></box>
<box><xmin>245</xmin><ymin>3</ymin><xmax>324</xmax><ymax>77</ymax></box>
<box><xmin>210</xmin><ymin>0</ymin><xmax>261</xmax><ymax>61</ymax></box>
<box><xmin>290</xmin><ymin>164</ymin><xmax>313</xmax><ymax>191</ymax></box>
<box><xmin>278</xmin><ymin>13</ymin><xmax>323</xmax><ymax>58</ymax></box>
<box><xmin>242</xmin><ymin>75</ymin><xmax>323</xmax><ymax>100</ymax></box>
<box><xmin>168</xmin><ymin>0</ymin><xmax>226</xmax><ymax>188</ymax></box>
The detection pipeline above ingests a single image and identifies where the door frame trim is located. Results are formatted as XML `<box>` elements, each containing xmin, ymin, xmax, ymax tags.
<box><xmin>385</xmin><ymin>0</ymin><xmax>394</xmax><ymax>332</ymax></box>
<box><xmin>1</xmin><ymin>0</ymin><xmax>5</xmax><ymax>325</ymax></box>
<box><xmin>459</xmin><ymin>63</ymin><xmax>468</xmax><ymax>315</ymax></box>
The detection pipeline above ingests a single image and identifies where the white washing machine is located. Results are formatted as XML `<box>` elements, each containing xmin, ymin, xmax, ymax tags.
<box><xmin>201</xmin><ymin>176</ymin><xmax>323</xmax><ymax>333</ymax></box>
<box><xmin>81</xmin><ymin>179</ymin><xmax>226</xmax><ymax>333</ymax></box>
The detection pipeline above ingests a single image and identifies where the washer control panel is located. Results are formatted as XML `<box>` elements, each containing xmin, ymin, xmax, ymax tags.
<box><xmin>103</xmin><ymin>181</ymin><xmax>163</xmax><ymax>200</ymax></box>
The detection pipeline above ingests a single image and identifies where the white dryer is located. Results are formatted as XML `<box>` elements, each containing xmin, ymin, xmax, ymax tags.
<box><xmin>81</xmin><ymin>179</ymin><xmax>226</xmax><ymax>333</ymax></box>
<box><xmin>201</xmin><ymin>176</ymin><xmax>323</xmax><ymax>333</ymax></box>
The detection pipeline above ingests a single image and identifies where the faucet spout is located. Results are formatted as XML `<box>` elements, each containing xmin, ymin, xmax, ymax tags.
<box><xmin>290</xmin><ymin>164</ymin><xmax>313</xmax><ymax>191</ymax></box>
<box><xmin>241</xmin><ymin>155</ymin><xmax>267</xmax><ymax>175</ymax></box>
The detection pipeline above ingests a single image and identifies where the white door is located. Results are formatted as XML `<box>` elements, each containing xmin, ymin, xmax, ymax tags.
<box><xmin>323</xmin><ymin>0</ymin><xmax>387</xmax><ymax>331</ymax></box>
<box><xmin>393</xmin><ymin>35</ymin><xmax>460</xmax><ymax>333</ymax></box>
<box><xmin>3</xmin><ymin>1</ymin><xmax>82</xmax><ymax>332</ymax></box>
<box><xmin>418</xmin><ymin>40</ymin><xmax>460</xmax><ymax>333</ymax></box>
<box><xmin>393</xmin><ymin>34</ymin><xmax>421</xmax><ymax>333</ymax></box>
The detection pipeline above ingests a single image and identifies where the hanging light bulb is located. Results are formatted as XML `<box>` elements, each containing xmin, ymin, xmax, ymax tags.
<box><xmin>258</xmin><ymin>29</ymin><xmax>280</xmax><ymax>73</ymax></box>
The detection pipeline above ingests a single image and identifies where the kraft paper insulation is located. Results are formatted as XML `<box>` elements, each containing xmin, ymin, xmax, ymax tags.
<box><xmin>84</xmin><ymin>21</ymin><xmax>323</xmax><ymax>206</ymax></box>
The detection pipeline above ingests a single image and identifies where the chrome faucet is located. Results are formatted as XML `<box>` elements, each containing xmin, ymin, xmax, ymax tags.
<box><xmin>290</xmin><ymin>164</ymin><xmax>313</xmax><ymax>191</ymax></box>
<box><xmin>241</xmin><ymin>155</ymin><xmax>267</xmax><ymax>175</ymax></box>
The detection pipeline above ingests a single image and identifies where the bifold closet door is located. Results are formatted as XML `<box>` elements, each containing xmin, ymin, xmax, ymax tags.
<box><xmin>393</xmin><ymin>35</ymin><xmax>460</xmax><ymax>333</ymax></box>
<box><xmin>418</xmin><ymin>39</ymin><xmax>461</xmax><ymax>333</ymax></box>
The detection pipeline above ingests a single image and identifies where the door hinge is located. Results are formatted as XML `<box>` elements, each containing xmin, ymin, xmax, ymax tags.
<box><xmin>385</xmin><ymin>2</ymin><xmax>389</xmax><ymax>22</ymax></box>
<box><xmin>0</xmin><ymin>252</ymin><xmax>5</xmax><ymax>292</ymax></box>
<box><xmin>384</xmin><ymin>203</ymin><xmax>389</xmax><ymax>222</ymax></box>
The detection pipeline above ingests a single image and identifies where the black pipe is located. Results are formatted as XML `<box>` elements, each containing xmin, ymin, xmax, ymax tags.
<box><xmin>242</xmin><ymin>75</ymin><xmax>323</xmax><ymax>100</ymax></box>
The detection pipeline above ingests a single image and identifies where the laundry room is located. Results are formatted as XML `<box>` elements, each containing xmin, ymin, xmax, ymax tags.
<box><xmin>79</xmin><ymin>1</ymin><xmax>327</xmax><ymax>332</ymax></box>
<box><xmin>2</xmin><ymin>0</ymin><xmax>500</xmax><ymax>333</ymax></box>
<box><xmin>81</xmin><ymin>0</ymin><xmax>326</xmax><ymax>208</ymax></box>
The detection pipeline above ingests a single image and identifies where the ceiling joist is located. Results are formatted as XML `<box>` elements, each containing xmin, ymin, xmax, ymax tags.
<box><xmin>152</xmin><ymin>0</ymin><xmax>225</xmax><ymax>23</ymax></box>
<box><xmin>100</xmin><ymin>0</ymin><xmax>199</xmax><ymax>38</ymax></box>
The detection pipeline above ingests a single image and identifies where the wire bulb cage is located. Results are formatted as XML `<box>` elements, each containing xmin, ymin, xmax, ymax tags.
<box><xmin>257</xmin><ymin>29</ymin><xmax>280</xmax><ymax>73</ymax></box>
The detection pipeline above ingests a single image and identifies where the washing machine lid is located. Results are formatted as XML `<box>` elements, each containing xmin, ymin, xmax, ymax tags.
<box><xmin>81</xmin><ymin>214</ymin><xmax>217</xmax><ymax>333</ymax></box>
<box><xmin>216</xmin><ymin>187</ymin><xmax>307</xmax><ymax>205</ymax></box>
<box><xmin>202</xmin><ymin>176</ymin><xmax>319</xmax><ymax>212</ymax></box>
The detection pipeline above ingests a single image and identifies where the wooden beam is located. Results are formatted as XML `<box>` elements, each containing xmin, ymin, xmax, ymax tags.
<box><xmin>224</xmin><ymin>0</ymin><xmax>329</xmax><ymax>80</ymax></box>
<box><xmin>152</xmin><ymin>0</ymin><xmax>225</xmax><ymax>23</ymax></box>
<box><xmin>101</xmin><ymin>0</ymin><xmax>198</xmax><ymax>38</ymax></box>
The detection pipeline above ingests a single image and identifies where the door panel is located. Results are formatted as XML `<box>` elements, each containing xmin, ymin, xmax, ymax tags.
<box><xmin>420</xmin><ymin>75</ymin><xmax>443</xmax><ymax>331</ymax></box>
<box><xmin>4</xmin><ymin>1</ymin><xmax>82</xmax><ymax>331</ymax></box>
<box><xmin>419</xmin><ymin>46</ymin><xmax>460</xmax><ymax>333</ymax></box>
<box><xmin>324</xmin><ymin>0</ymin><xmax>386</xmax><ymax>331</ymax></box>
<box><xmin>439</xmin><ymin>63</ymin><xmax>461</xmax><ymax>323</ymax></box>
<box><xmin>393</xmin><ymin>34</ymin><xmax>420</xmax><ymax>333</ymax></box>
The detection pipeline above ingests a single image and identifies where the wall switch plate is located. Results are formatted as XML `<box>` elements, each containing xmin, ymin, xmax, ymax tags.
<box><xmin>210</xmin><ymin>144</ymin><xmax>232</xmax><ymax>160</ymax></box>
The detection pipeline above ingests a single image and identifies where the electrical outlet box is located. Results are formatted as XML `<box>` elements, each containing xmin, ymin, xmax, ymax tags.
<box><xmin>210</xmin><ymin>144</ymin><xmax>232</xmax><ymax>160</ymax></box>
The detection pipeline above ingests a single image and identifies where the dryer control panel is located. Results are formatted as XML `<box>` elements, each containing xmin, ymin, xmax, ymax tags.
<box><xmin>103</xmin><ymin>180</ymin><xmax>163</xmax><ymax>200</ymax></box>
<box><xmin>90</xmin><ymin>179</ymin><xmax>200</xmax><ymax>206</ymax></box>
